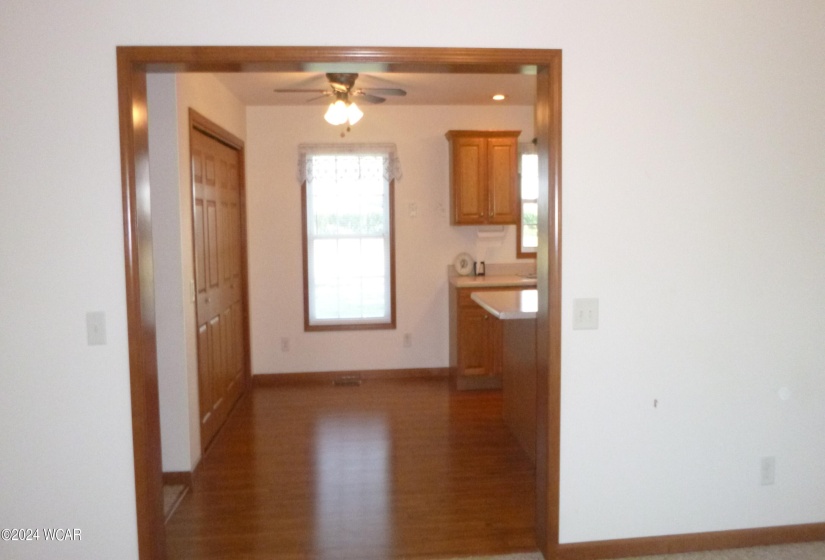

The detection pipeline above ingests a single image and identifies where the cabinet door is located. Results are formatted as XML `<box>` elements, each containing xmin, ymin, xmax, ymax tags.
<box><xmin>457</xmin><ymin>304</ymin><xmax>489</xmax><ymax>376</ymax></box>
<box><xmin>486</xmin><ymin>136</ymin><xmax>519</xmax><ymax>224</ymax></box>
<box><xmin>451</xmin><ymin>136</ymin><xmax>487</xmax><ymax>224</ymax></box>
<box><xmin>485</xmin><ymin>309</ymin><xmax>503</xmax><ymax>376</ymax></box>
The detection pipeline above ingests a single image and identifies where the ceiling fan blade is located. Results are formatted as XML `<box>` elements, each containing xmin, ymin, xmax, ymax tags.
<box><xmin>273</xmin><ymin>88</ymin><xmax>329</xmax><ymax>94</ymax></box>
<box><xmin>305</xmin><ymin>93</ymin><xmax>332</xmax><ymax>102</ymax></box>
<box><xmin>354</xmin><ymin>92</ymin><xmax>386</xmax><ymax>104</ymax></box>
<box><xmin>362</xmin><ymin>88</ymin><xmax>407</xmax><ymax>97</ymax></box>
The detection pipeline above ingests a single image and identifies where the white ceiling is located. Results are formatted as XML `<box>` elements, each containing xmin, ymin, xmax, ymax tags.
<box><xmin>212</xmin><ymin>71</ymin><xmax>537</xmax><ymax>107</ymax></box>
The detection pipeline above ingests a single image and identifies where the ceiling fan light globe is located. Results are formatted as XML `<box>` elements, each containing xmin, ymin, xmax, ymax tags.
<box><xmin>347</xmin><ymin>102</ymin><xmax>363</xmax><ymax>125</ymax></box>
<box><xmin>324</xmin><ymin>100</ymin><xmax>348</xmax><ymax>125</ymax></box>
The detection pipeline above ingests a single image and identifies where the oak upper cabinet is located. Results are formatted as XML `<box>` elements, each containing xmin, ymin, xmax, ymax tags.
<box><xmin>446</xmin><ymin>130</ymin><xmax>520</xmax><ymax>225</ymax></box>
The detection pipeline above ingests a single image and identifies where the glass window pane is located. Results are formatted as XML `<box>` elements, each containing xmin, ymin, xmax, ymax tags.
<box><xmin>305</xmin><ymin>150</ymin><xmax>393</xmax><ymax>326</ymax></box>
<box><xmin>360</xmin><ymin>238</ymin><xmax>385</xmax><ymax>278</ymax></box>
<box><xmin>521</xmin><ymin>153</ymin><xmax>539</xmax><ymax>200</ymax></box>
<box><xmin>522</xmin><ymin>202</ymin><xmax>538</xmax><ymax>226</ymax></box>
<box><xmin>363</xmin><ymin>196</ymin><xmax>385</xmax><ymax>235</ymax></box>
<box><xmin>337</xmin><ymin>239</ymin><xmax>361</xmax><ymax>277</ymax></box>
<box><xmin>522</xmin><ymin>224</ymin><xmax>538</xmax><ymax>249</ymax></box>
<box><xmin>314</xmin><ymin>284</ymin><xmax>338</xmax><ymax>319</ymax></box>
<box><xmin>522</xmin><ymin>201</ymin><xmax>538</xmax><ymax>250</ymax></box>
<box><xmin>313</xmin><ymin>239</ymin><xmax>339</xmax><ymax>283</ymax></box>
<box><xmin>338</xmin><ymin>207</ymin><xmax>360</xmax><ymax>234</ymax></box>
<box><xmin>337</xmin><ymin>278</ymin><xmax>362</xmax><ymax>318</ymax></box>
<box><xmin>361</xmin><ymin>277</ymin><xmax>386</xmax><ymax>318</ymax></box>
<box><xmin>313</xmin><ymin>197</ymin><xmax>338</xmax><ymax>235</ymax></box>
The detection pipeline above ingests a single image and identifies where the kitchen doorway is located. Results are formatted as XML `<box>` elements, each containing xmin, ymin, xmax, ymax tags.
<box><xmin>117</xmin><ymin>45</ymin><xmax>561</xmax><ymax>560</ymax></box>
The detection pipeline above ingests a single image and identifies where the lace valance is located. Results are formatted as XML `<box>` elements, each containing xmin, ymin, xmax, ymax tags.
<box><xmin>298</xmin><ymin>143</ymin><xmax>402</xmax><ymax>183</ymax></box>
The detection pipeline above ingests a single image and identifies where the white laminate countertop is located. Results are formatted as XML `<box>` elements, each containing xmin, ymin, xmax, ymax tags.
<box><xmin>471</xmin><ymin>289</ymin><xmax>538</xmax><ymax>320</ymax></box>
<box><xmin>450</xmin><ymin>274</ymin><xmax>537</xmax><ymax>288</ymax></box>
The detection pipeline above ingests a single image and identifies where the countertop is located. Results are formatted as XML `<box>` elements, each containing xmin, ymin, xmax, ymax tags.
<box><xmin>471</xmin><ymin>289</ymin><xmax>538</xmax><ymax>320</ymax></box>
<box><xmin>450</xmin><ymin>274</ymin><xmax>537</xmax><ymax>289</ymax></box>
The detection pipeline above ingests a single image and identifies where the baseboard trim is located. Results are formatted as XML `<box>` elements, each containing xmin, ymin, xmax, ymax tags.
<box><xmin>555</xmin><ymin>522</ymin><xmax>825</xmax><ymax>559</ymax></box>
<box><xmin>161</xmin><ymin>470</ymin><xmax>194</xmax><ymax>525</ymax></box>
<box><xmin>161</xmin><ymin>470</ymin><xmax>193</xmax><ymax>487</ymax></box>
<box><xmin>253</xmin><ymin>367</ymin><xmax>450</xmax><ymax>386</ymax></box>
<box><xmin>455</xmin><ymin>374</ymin><xmax>503</xmax><ymax>391</ymax></box>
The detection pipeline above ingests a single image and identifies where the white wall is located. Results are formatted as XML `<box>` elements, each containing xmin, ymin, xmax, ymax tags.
<box><xmin>246</xmin><ymin>105</ymin><xmax>533</xmax><ymax>374</ymax></box>
<box><xmin>147</xmin><ymin>73</ymin><xmax>246</xmax><ymax>472</ymax></box>
<box><xmin>2</xmin><ymin>1</ymin><xmax>825</xmax><ymax>558</ymax></box>
<box><xmin>556</xmin><ymin>2</ymin><xmax>825</xmax><ymax>542</ymax></box>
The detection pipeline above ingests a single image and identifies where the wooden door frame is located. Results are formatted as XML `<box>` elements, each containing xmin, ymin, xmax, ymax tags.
<box><xmin>116</xmin><ymin>46</ymin><xmax>562</xmax><ymax>560</ymax></box>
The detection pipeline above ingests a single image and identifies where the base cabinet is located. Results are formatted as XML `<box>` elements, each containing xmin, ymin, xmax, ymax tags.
<box><xmin>450</xmin><ymin>286</ymin><xmax>516</xmax><ymax>390</ymax></box>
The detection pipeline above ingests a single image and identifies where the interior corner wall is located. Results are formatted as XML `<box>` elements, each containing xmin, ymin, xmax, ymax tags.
<box><xmin>244</xmin><ymin>104</ymin><xmax>534</xmax><ymax>375</ymax></box>
<box><xmin>148</xmin><ymin>72</ymin><xmax>247</xmax><ymax>472</ymax></box>
<box><xmin>148</xmin><ymin>73</ymin><xmax>191</xmax><ymax>472</ymax></box>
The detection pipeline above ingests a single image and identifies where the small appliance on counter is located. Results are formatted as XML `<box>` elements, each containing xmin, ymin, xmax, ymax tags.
<box><xmin>453</xmin><ymin>252</ymin><xmax>474</xmax><ymax>276</ymax></box>
<box><xmin>453</xmin><ymin>252</ymin><xmax>485</xmax><ymax>277</ymax></box>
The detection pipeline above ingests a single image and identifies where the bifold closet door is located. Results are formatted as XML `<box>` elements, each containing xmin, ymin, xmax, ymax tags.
<box><xmin>191</xmin><ymin>127</ymin><xmax>245</xmax><ymax>451</ymax></box>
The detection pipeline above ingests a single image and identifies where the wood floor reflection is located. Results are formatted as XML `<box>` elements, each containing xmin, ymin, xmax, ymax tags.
<box><xmin>165</xmin><ymin>377</ymin><xmax>536</xmax><ymax>559</ymax></box>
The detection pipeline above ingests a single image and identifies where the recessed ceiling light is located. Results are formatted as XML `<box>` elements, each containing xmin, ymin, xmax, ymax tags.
<box><xmin>492</xmin><ymin>94</ymin><xmax>506</xmax><ymax>101</ymax></box>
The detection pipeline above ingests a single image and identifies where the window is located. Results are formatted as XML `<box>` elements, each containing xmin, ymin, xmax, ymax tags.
<box><xmin>517</xmin><ymin>146</ymin><xmax>539</xmax><ymax>258</ymax></box>
<box><xmin>300</xmin><ymin>144</ymin><xmax>399</xmax><ymax>330</ymax></box>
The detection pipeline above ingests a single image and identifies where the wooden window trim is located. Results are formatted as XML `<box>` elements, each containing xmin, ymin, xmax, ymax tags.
<box><xmin>301</xmin><ymin>178</ymin><xmax>396</xmax><ymax>332</ymax></box>
<box><xmin>517</xmin><ymin>151</ymin><xmax>538</xmax><ymax>259</ymax></box>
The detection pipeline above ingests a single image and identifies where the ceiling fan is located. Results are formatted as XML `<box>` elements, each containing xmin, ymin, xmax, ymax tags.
<box><xmin>274</xmin><ymin>73</ymin><xmax>407</xmax><ymax>105</ymax></box>
<box><xmin>274</xmin><ymin>73</ymin><xmax>407</xmax><ymax>128</ymax></box>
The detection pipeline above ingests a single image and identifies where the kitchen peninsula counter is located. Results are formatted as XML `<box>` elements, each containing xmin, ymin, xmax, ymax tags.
<box><xmin>448</xmin><ymin>274</ymin><xmax>535</xmax><ymax>392</ymax></box>
<box><xmin>470</xmin><ymin>288</ymin><xmax>537</xmax><ymax>463</ymax></box>
<box><xmin>470</xmin><ymin>289</ymin><xmax>537</xmax><ymax>320</ymax></box>
<box><xmin>450</xmin><ymin>274</ymin><xmax>537</xmax><ymax>289</ymax></box>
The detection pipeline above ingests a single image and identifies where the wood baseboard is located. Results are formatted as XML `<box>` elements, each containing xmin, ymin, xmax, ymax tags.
<box><xmin>161</xmin><ymin>470</ymin><xmax>193</xmax><ymax>487</ymax></box>
<box><xmin>253</xmin><ymin>367</ymin><xmax>450</xmax><ymax>386</ymax></box>
<box><xmin>455</xmin><ymin>374</ymin><xmax>503</xmax><ymax>391</ymax></box>
<box><xmin>161</xmin><ymin>470</ymin><xmax>193</xmax><ymax>525</ymax></box>
<box><xmin>555</xmin><ymin>522</ymin><xmax>825</xmax><ymax>559</ymax></box>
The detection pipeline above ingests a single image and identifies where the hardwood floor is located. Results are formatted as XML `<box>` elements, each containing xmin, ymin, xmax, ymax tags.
<box><xmin>165</xmin><ymin>377</ymin><xmax>537</xmax><ymax>559</ymax></box>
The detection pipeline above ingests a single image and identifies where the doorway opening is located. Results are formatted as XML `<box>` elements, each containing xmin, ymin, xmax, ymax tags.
<box><xmin>117</xmin><ymin>46</ymin><xmax>561</xmax><ymax>560</ymax></box>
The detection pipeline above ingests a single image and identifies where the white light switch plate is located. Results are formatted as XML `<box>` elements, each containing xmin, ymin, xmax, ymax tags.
<box><xmin>573</xmin><ymin>298</ymin><xmax>599</xmax><ymax>330</ymax></box>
